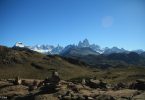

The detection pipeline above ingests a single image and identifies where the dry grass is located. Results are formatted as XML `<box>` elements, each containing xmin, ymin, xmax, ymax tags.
<box><xmin>0</xmin><ymin>46</ymin><xmax>145</xmax><ymax>84</ymax></box>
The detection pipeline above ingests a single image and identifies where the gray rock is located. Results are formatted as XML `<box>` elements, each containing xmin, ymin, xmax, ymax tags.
<box><xmin>87</xmin><ymin>79</ymin><xmax>107</xmax><ymax>89</ymax></box>
<box><xmin>77</xmin><ymin>94</ymin><xmax>85</xmax><ymax>100</ymax></box>
<box><xmin>129</xmin><ymin>79</ymin><xmax>145</xmax><ymax>90</ymax></box>
<box><xmin>113</xmin><ymin>82</ymin><xmax>126</xmax><ymax>90</ymax></box>
<box><xmin>87</xmin><ymin>96</ymin><xmax>94</xmax><ymax>100</ymax></box>
<box><xmin>95</xmin><ymin>94</ymin><xmax>115</xmax><ymax>100</ymax></box>
<box><xmin>133</xmin><ymin>92</ymin><xmax>145</xmax><ymax>100</ymax></box>
<box><xmin>34</xmin><ymin>94</ymin><xmax>58</xmax><ymax>100</ymax></box>
<box><xmin>63</xmin><ymin>96</ymin><xmax>72</xmax><ymax>100</ymax></box>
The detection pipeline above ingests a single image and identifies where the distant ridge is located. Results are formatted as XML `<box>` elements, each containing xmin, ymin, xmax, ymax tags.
<box><xmin>13</xmin><ymin>39</ymin><xmax>144</xmax><ymax>55</ymax></box>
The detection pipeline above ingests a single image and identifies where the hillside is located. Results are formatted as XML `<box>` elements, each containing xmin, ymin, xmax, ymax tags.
<box><xmin>61</xmin><ymin>46</ymin><xmax>99</xmax><ymax>57</ymax></box>
<box><xmin>0</xmin><ymin>46</ymin><xmax>94</xmax><ymax>80</ymax></box>
<box><xmin>0</xmin><ymin>45</ymin><xmax>145</xmax><ymax>84</ymax></box>
<box><xmin>62</xmin><ymin>52</ymin><xmax>145</xmax><ymax>68</ymax></box>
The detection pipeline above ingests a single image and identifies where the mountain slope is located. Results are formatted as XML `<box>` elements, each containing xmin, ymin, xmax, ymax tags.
<box><xmin>62</xmin><ymin>52</ymin><xmax>145</xmax><ymax>68</ymax></box>
<box><xmin>60</xmin><ymin>45</ymin><xmax>100</xmax><ymax>57</ymax></box>
<box><xmin>0</xmin><ymin>45</ymin><xmax>93</xmax><ymax>80</ymax></box>
<box><xmin>1</xmin><ymin>45</ymin><xmax>145</xmax><ymax>84</ymax></box>
<box><xmin>103</xmin><ymin>47</ymin><xmax>128</xmax><ymax>54</ymax></box>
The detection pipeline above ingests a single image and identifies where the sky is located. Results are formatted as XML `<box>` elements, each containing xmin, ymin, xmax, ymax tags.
<box><xmin>0</xmin><ymin>0</ymin><xmax>145</xmax><ymax>50</ymax></box>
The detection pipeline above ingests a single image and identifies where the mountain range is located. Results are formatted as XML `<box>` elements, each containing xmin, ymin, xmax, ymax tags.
<box><xmin>1</xmin><ymin>45</ymin><xmax>145</xmax><ymax>100</ymax></box>
<box><xmin>14</xmin><ymin>39</ymin><xmax>144</xmax><ymax>55</ymax></box>
<box><xmin>1</xmin><ymin>39</ymin><xmax>145</xmax><ymax>82</ymax></box>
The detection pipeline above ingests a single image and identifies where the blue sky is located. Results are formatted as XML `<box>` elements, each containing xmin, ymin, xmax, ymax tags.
<box><xmin>0</xmin><ymin>0</ymin><xmax>145</xmax><ymax>50</ymax></box>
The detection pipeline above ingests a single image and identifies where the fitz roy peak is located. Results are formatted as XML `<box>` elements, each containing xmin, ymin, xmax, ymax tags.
<box><xmin>78</xmin><ymin>39</ymin><xmax>102</xmax><ymax>53</ymax></box>
<box><xmin>13</xmin><ymin>39</ymin><xmax>144</xmax><ymax>55</ymax></box>
<box><xmin>78</xmin><ymin>39</ymin><xmax>90</xmax><ymax>47</ymax></box>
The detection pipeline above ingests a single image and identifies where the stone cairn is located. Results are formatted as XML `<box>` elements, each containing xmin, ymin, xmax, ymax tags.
<box><xmin>50</xmin><ymin>71</ymin><xmax>60</xmax><ymax>85</ymax></box>
<box><xmin>41</xmin><ymin>71</ymin><xmax>61</xmax><ymax>93</ymax></box>
<box><xmin>81</xmin><ymin>78</ymin><xmax>86</xmax><ymax>88</ymax></box>
<box><xmin>14</xmin><ymin>76</ymin><xmax>22</xmax><ymax>85</ymax></box>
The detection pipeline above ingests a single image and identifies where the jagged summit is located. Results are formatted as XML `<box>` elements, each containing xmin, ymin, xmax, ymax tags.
<box><xmin>78</xmin><ymin>38</ymin><xmax>90</xmax><ymax>47</ymax></box>
<box><xmin>78</xmin><ymin>39</ymin><xmax>102</xmax><ymax>53</ymax></box>
<box><xmin>13</xmin><ymin>39</ymin><xmax>144</xmax><ymax>55</ymax></box>
<box><xmin>51</xmin><ymin>44</ymin><xmax>64</xmax><ymax>54</ymax></box>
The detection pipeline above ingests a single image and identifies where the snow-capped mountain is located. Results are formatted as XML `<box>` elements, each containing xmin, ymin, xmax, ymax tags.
<box><xmin>78</xmin><ymin>39</ymin><xmax>102</xmax><ymax>53</ymax></box>
<box><xmin>60</xmin><ymin>45</ymin><xmax>77</xmax><ymax>55</ymax></box>
<box><xmin>28</xmin><ymin>44</ymin><xmax>64</xmax><ymax>54</ymax></box>
<box><xmin>13</xmin><ymin>39</ymin><xmax>144</xmax><ymax>55</ymax></box>
<box><xmin>103</xmin><ymin>47</ymin><xmax>128</xmax><ymax>54</ymax></box>
<box><xmin>77</xmin><ymin>39</ymin><xmax>130</xmax><ymax>54</ymax></box>
<box><xmin>132</xmin><ymin>49</ymin><xmax>144</xmax><ymax>54</ymax></box>
<box><xmin>51</xmin><ymin>45</ymin><xmax>63</xmax><ymax>54</ymax></box>
<box><xmin>78</xmin><ymin>39</ymin><xmax>90</xmax><ymax>47</ymax></box>
<box><xmin>13</xmin><ymin>42</ymin><xmax>63</xmax><ymax>54</ymax></box>
<box><xmin>14</xmin><ymin>42</ymin><xmax>25</xmax><ymax>48</ymax></box>
<box><xmin>29</xmin><ymin>45</ymin><xmax>55</xmax><ymax>54</ymax></box>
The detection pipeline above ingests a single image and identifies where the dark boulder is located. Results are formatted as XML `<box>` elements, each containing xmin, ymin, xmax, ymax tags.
<box><xmin>95</xmin><ymin>94</ymin><xmax>115</xmax><ymax>100</ymax></box>
<box><xmin>87</xmin><ymin>79</ymin><xmax>107</xmax><ymax>89</ymax></box>
<box><xmin>113</xmin><ymin>82</ymin><xmax>126</xmax><ymax>90</ymax></box>
<box><xmin>129</xmin><ymin>79</ymin><xmax>145</xmax><ymax>90</ymax></box>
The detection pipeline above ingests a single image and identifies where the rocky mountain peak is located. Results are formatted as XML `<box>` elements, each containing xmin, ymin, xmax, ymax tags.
<box><xmin>13</xmin><ymin>39</ymin><xmax>144</xmax><ymax>55</ymax></box>
<box><xmin>78</xmin><ymin>38</ymin><xmax>90</xmax><ymax>47</ymax></box>
<box><xmin>14</xmin><ymin>42</ymin><xmax>25</xmax><ymax>48</ymax></box>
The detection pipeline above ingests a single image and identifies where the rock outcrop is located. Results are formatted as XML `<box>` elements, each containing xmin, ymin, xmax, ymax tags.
<box><xmin>86</xmin><ymin>79</ymin><xmax>107</xmax><ymax>89</ymax></box>
<box><xmin>0</xmin><ymin>74</ymin><xmax>144</xmax><ymax>100</ymax></box>
<box><xmin>129</xmin><ymin>79</ymin><xmax>145</xmax><ymax>90</ymax></box>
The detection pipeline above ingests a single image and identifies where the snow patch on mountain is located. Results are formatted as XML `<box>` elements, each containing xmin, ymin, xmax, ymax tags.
<box><xmin>103</xmin><ymin>47</ymin><xmax>128</xmax><ymax>54</ymax></box>
<box><xmin>13</xmin><ymin>39</ymin><xmax>144</xmax><ymax>55</ymax></box>
<box><xmin>78</xmin><ymin>39</ymin><xmax>103</xmax><ymax>53</ymax></box>
<box><xmin>29</xmin><ymin>44</ymin><xmax>54</xmax><ymax>53</ymax></box>
<box><xmin>14</xmin><ymin>42</ymin><xmax>25</xmax><ymax>48</ymax></box>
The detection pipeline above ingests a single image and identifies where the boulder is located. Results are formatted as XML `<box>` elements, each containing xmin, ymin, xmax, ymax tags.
<box><xmin>40</xmin><ymin>83</ymin><xmax>58</xmax><ymax>93</ymax></box>
<box><xmin>79</xmin><ymin>89</ymin><xmax>92</xmax><ymax>97</ymax></box>
<box><xmin>0</xmin><ymin>85</ymin><xmax>29</xmax><ymax>97</ymax></box>
<box><xmin>67</xmin><ymin>83</ymin><xmax>80</xmax><ymax>92</ymax></box>
<box><xmin>136</xmin><ymin>79</ymin><xmax>145</xmax><ymax>83</ymax></box>
<box><xmin>87</xmin><ymin>79</ymin><xmax>107</xmax><ymax>89</ymax></box>
<box><xmin>77</xmin><ymin>94</ymin><xmax>85</xmax><ymax>100</ymax></box>
<box><xmin>43</xmin><ymin>77</ymin><xmax>49</xmax><ymax>85</ymax></box>
<box><xmin>87</xmin><ymin>96</ymin><xmax>94</xmax><ymax>100</ymax></box>
<box><xmin>105</xmin><ymin>89</ymin><xmax>140</xmax><ymax>99</ymax></box>
<box><xmin>133</xmin><ymin>92</ymin><xmax>145</xmax><ymax>100</ymax></box>
<box><xmin>95</xmin><ymin>94</ymin><xmax>115</xmax><ymax>100</ymax></box>
<box><xmin>113</xmin><ymin>82</ymin><xmax>126</xmax><ymax>90</ymax></box>
<box><xmin>34</xmin><ymin>94</ymin><xmax>58</xmax><ymax>100</ymax></box>
<box><xmin>28</xmin><ymin>85</ymin><xmax>37</xmax><ymax>91</ymax></box>
<box><xmin>129</xmin><ymin>79</ymin><xmax>145</xmax><ymax>90</ymax></box>
<box><xmin>62</xmin><ymin>95</ymin><xmax>72</xmax><ymax>100</ymax></box>
<box><xmin>60</xmin><ymin>90</ymin><xmax>75</xmax><ymax>100</ymax></box>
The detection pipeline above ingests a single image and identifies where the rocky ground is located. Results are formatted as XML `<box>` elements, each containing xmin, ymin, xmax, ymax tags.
<box><xmin>0</xmin><ymin>72</ymin><xmax>145</xmax><ymax>100</ymax></box>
